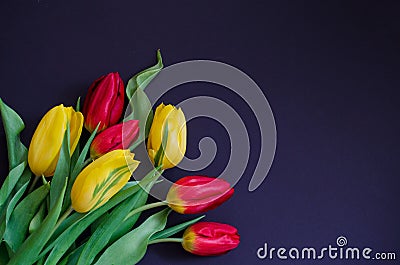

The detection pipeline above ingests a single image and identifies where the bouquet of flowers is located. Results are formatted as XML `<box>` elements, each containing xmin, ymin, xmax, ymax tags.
<box><xmin>0</xmin><ymin>51</ymin><xmax>240</xmax><ymax>265</ymax></box>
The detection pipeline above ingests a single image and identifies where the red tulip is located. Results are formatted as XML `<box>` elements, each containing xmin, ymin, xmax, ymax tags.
<box><xmin>82</xmin><ymin>72</ymin><xmax>124</xmax><ymax>133</ymax></box>
<box><xmin>166</xmin><ymin>176</ymin><xmax>234</xmax><ymax>214</ymax></box>
<box><xmin>90</xmin><ymin>120</ymin><xmax>139</xmax><ymax>159</ymax></box>
<box><xmin>182</xmin><ymin>222</ymin><xmax>240</xmax><ymax>256</ymax></box>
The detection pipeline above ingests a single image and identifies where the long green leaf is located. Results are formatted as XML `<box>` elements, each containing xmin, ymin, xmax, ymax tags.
<box><xmin>7</xmin><ymin>180</ymin><xmax>67</xmax><ymax>265</ymax></box>
<box><xmin>29</xmin><ymin>201</ymin><xmax>46</xmax><ymax>234</ymax></box>
<box><xmin>69</xmin><ymin>96</ymin><xmax>82</xmax><ymax>171</ymax></box>
<box><xmin>69</xmin><ymin>143</ymin><xmax>80</xmax><ymax>181</ymax></box>
<box><xmin>108</xmin><ymin>187</ymin><xmax>149</xmax><ymax>243</ymax></box>
<box><xmin>77</xmin><ymin>181</ymin><xmax>154</xmax><ymax>265</ymax></box>
<box><xmin>75</xmin><ymin>97</ymin><xmax>81</xmax><ymax>112</ymax></box>
<box><xmin>49</xmin><ymin>212</ymin><xmax>84</xmax><ymax>242</ymax></box>
<box><xmin>125</xmin><ymin>50</ymin><xmax>162</xmax><ymax>149</ymax></box>
<box><xmin>154</xmin><ymin>121</ymin><xmax>169</xmax><ymax>167</ymax></box>
<box><xmin>70</xmin><ymin>125</ymin><xmax>98</xmax><ymax>180</ymax></box>
<box><xmin>0</xmin><ymin>162</ymin><xmax>25</xmax><ymax>213</ymax></box>
<box><xmin>0</xmin><ymin>99</ymin><xmax>31</xmax><ymax>192</ymax></box>
<box><xmin>95</xmin><ymin>208</ymin><xmax>171</xmax><ymax>265</ymax></box>
<box><xmin>5</xmin><ymin>181</ymin><xmax>29</xmax><ymax>224</ymax></box>
<box><xmin>127</xmin><ymin>88</ymin><xmax>154</xmax><ymax>150</ymax></box>
<box><xmin>126</xmin><ymin>49</ymin><xmax>163</xmax><ymax>99</ymax></box>
<box><xmin>59</xmin><ymin>243</ymin><xmax>85</xmax><ymax>265</ymax></box>
<box><xmin>0</xmin><ymin>180</ymin><xmax>29</xmax><ymax>240</ymax></box>
<box><xmin>0</xmin><ymin>98</ymin><xmax>27</xmax><ymax>170</ymax></box>
<box><xmin>50</xmin><ymin>123</ymin><xmax>70</xmax><ymax>210</ymax></box>
<box><xmin>3</xmin><ymin>183</ymin><xmax>50</xmax><ymax>252</ymax></box>
<box><xmin>15</xmin><ymin>169</ymin><xmax>32</xmax><ymax>195</ymax></box>
<box><xmin>41</xmin><ymin>168</ymin><xmax>162</xmax><ymax>264</ymax></box>
<box><xmin>63</xmin><ymin>125</ymin><xmax>98</xmax><ymax>213</ymax></box>
<box><xmin>150</xmin><ymin>215</ymin><xmax>205</xmax><ymax>241</ymax></box>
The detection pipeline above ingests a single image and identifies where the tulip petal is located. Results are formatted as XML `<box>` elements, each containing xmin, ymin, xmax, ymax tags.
<box><xmin>147</xmin><ymin>103</ymin><xmax>187</xmax><ymax>169</ymax></box>
<box><xmin>83</xmin><ymin>73</ymin><xmax>124</xmax><ymax>133</ymax></box>
<box><xmin>28</xmin><ymin>105</ymin><xmax>84</xmax><ymax>177</ymax></box>
<box><xmin>28</xmin><ymin>105</ymin><xmax>67</xmax><ymax>177</ymax></box>
<box><xmin>182</xmin><ymin>222</ymin><xmax>240</xmax><ymax>256</ymax></box>
<box><xmin>167</xmin><ymin>176</ymin><xmax>234</xmax><ymax>214</ymax></box>
<box><xmin>71</xmin><ymin>150</ymin><xmax>139</xmax><ymax>213</ymax></box>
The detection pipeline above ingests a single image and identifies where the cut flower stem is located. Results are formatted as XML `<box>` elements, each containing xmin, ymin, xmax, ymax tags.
<box><xmin>53</xmin><ymin>206</ymin><xmax>74</xmax><ymax>232</ymax></box>
<box><xmin>148</xmin><ymin>238</ymin><xmax>183</xmax><ymax>245</ymax></box>
<box><xmin>124</xmin><ymin>201</ymin><xmax>168</xmax><ymax>220</ymax></box>
<box><xmin>27</xmin><ymin>175</ymin><xmax>41</xmax><ymax>193</ymax></box>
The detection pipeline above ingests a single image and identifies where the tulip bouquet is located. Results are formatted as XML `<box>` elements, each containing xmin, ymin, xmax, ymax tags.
<box><xmin>0</xmin><ymin>50</ymin><xmax>239</xmax><ymax>265</ymax></box>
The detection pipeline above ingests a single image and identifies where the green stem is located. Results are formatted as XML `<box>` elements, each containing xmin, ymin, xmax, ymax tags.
<box><xmin>53</xmin><ymin>206</ymin><xmax>74</xmax><ymax>232</ymax></box>
<box><xmin>41</xmin><ymin>175</ymin><xmax>48</xmax><ymax>185</ymax></box>
<box><xmin>148</xmin><ymin>238</ymin><xmax>183</xmax><ymax>245</ymax></box>
<box><xmin>124</xmin><ymin>201</ymin><xmax>168</xmax><ymax>221</ymax></box>
<box><xmin>27</xmin><ymin>175</ymin><xmax>41</xmax><ymax>193</ymax></box>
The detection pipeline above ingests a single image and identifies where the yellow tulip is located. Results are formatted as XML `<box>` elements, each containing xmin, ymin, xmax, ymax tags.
<box><xmin>28</xmin><ymin>104</ymin><xmax>83</xmax><ymax>177</ymax></box>
<box><xmin>71</xmin><ymin>149</ymin><xmax>139</xmax><ymax>213</ymax></box>
<box><xmin>147</xmin><ymin>103</ymin><xmax>186</xmax><ymax>169</ymax></box>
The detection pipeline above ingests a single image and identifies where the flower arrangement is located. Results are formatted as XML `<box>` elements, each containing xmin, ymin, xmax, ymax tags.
<box><xmin>0</xmin><ymin>50</ymin><xmax>239</xmax><ymax>264</ymax></box>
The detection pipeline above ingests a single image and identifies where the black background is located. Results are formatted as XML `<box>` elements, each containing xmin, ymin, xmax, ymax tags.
<box><xmin>1</xmin><ymin>1</ymin><xmax>399</xmax><ymax>264</ymax></box>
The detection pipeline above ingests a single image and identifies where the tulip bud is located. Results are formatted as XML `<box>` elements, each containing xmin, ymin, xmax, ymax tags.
<box><xmin>82</xmin><ymin>72</ymin><xmax>124</xmax><ymax>133</ymax></box>
<box><xmin>147</xmin><ymin>103</ymin><xmax>186</xmax><ymax>169</ymax></box>
<box><xmin>166</xmin><ymin>176</ymin><xmax>234</xmax><ymax>214</ymax></box>
<box><xmin>71</xmin><ymin>149</ymin><xmax>139</xmax><ymax>213</ymax></box>
<box><xmin>182</xmin><ymin>222</ymin><xmax>240</xmax><ymax>256</ymax></box>
<box><xmin>89</xmin><ymin>120</ymin><xmax>139</xmax><ymax>159</ymax></box>
<box><xmin>28</xmin><ymin>104</ymin><xmax>83</xmax><ymax>177</ymax></box>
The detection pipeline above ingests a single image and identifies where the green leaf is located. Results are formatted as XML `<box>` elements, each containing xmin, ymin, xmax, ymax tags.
<box><xmin>29</xmin><ymin>202</ymin><xmax>46</xmax><ymax>234</ymax></box>
<box><xmin>154</xmin><ymin>121</ymin><xmax>169</xmax><ymax>167</ymax></box>
<box><xmin>0</xmin><ymin>99</ymin><xmax>31</xmax><ymax>192</ymax></box>
<box><xmin>49</xmin><ymin>211</ymin><xmax>84</xmax><ymax>243</ymax></box>
<box><xmin>70</xmin><ymin>125</ymin><xmax>98</xmax><ymax>179</ymax></box>
<box><xmin>95</xmin><ymin>208</ymin><xmax>171</xmax><ymax>265</ymax></box>
<box><xmin>50</xmin><ymin>123</ymin><xmax>70</xmax><ymax>210</ymax></box>
<box><xmin>7</xmin><ymin>179</ymin><xmax>67</xmax><ymax>265</ymax></box>
<box><xmin>3</xmin><ymin>183</ymin><xmax>50</xmax><ymax>252</ymax></box>
<box><xmin>0</xmin><ymin>162</ymin><xmax>25</xmax><ymax>213</ymax></box>
<box><xmin>68</xmin><ymin>97</ymin><xmax>82</xmax><ymax>174</ymax></box>
<box><xmin>0</xmin><ymin>98</ymin><xmax>28</xmax><ymax>170</ymax></box>
<box><xmin>150</xmin><ymin>215</ymin><xmax>205</xmax><ymax>241</ymax></box>
<box><xmin>41</xmin><ymin>168</ymin><xmax>162</xmax><ymax>265</ymax></box>
<box><xmin>63</xmin><ymin>124</ymin><xmax>98</xmax><ymax>212</ymax></box>
<box><xmin>5</xmin><ymin>180</ymin><xmax>29</xmax><ymax>224</ymax></box>
<box><xmin>69</xmin><ymin>146</ymin><xmax>80</xmax><ymax>183</ymax></box>
<box><xmin>14</xmin><ymin>169</ymin><xmax>31</xmax><ymax>196</ymax></box>
<box><xmin>108</xmin><ymin>187</ymin><xmax>149</xmax><ymax>244</ymax></box>
<box><xmin>126</xmin><ymin>88</ymin><xmax>154</xmax><ymax>150</ymax></box>
<box><xmin>77</xmin><ymin>181</ymin><xmax>153</xmax><ymax>265</ymax></box>
<box><xmin>125</xmin><ymin>50</ymin><xmax>162</xmax><ymax>150</ymax></box>
<box><xmin>126</xmin><ymin>49</ymin><xmax>163</xmax><ymax>98</ymax></box>
<box><xmin>75</xmin><ymin>97</ymin><xmax>81</xmax><ymax>112</ymax></box>
<box><xmin>59</xmin><ymin>244</ymin><xmax>85</xmax><ymax>265</ymax></box>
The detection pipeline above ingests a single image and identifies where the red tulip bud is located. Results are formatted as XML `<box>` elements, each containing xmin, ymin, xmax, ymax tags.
<box><xmin>166</xmin><ymin>176</ymin><xmax>234</xmax><ymax>214</ymax></box>
<box><xmin>90</xmin><ymin>120</ymin><xmax>139</xmax><ymax>159</ymax></box>
<box><xmin>182</xmin><ymin>222</ymin><xmax>240</xmax><ymax>256</ymax></box>
<box><xmin>82</xmin><ymin>72</ymin><xmax>124</xmax><ymax>133</ymax></box>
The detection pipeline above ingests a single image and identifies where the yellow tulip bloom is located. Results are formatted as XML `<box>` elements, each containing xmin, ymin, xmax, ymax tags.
<box><xmin>28</xmin><ymin>104</ymin><xmax>83</xmax><ymax>177</ymax></box>
<box><xmin>71</xmin><ymin>149</ymin><xmax>139</xmax><ymax>213</ymax></box>
<box><xmin>147</xmin><ymin>103</ymin><xmax>186</xmax><ymax>169</ymax></box>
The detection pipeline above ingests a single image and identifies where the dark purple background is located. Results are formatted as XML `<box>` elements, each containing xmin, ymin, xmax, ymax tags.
<box><xmin>1</xmin><ymin>1</ymin><xmax>399</xmax><ymax>264</ymax></box>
